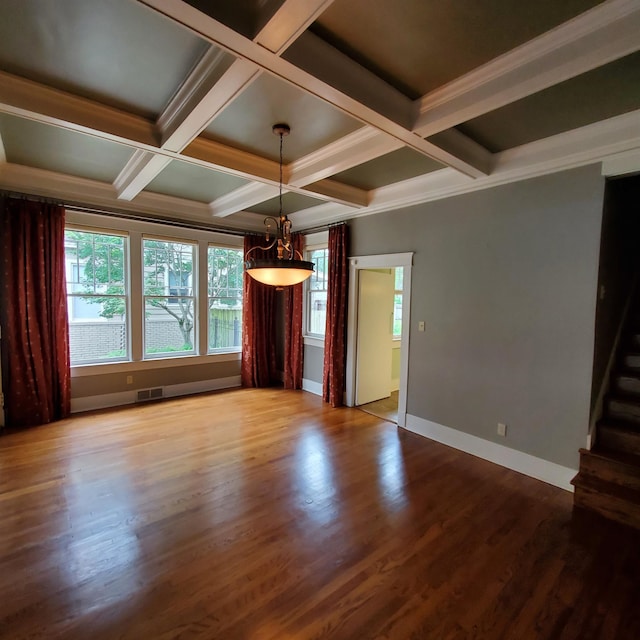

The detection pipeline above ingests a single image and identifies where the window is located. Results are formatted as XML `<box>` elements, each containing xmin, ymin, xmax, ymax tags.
<box><xmin>393</xmin><ymin>267</ymin><xmax>403</xmax><ymax>339</ymax></box>
<box><xmin>306</xmin><ymin>247</ymin><xmax>328</xmax><ymax>337</ymax></box>
<box><xmin>208</xmin><ymin>246</ymin><xmax>243</xmax><ymax>352</ymax></box>
<box><xmin>65</xmin><ymin>229</ymin><xmax>129</xmax><ymax>365</ymax></box>
<box><xmin>143</xmin><ymin>238</ymin><xmax>196</xmax><ymax>357</ymax></box>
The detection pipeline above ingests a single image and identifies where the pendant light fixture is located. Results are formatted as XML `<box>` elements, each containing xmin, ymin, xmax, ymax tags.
<box><xmin>244</xmin><ymin>124</ymin><xmax>314</xmax><ymax>287</ymax></box>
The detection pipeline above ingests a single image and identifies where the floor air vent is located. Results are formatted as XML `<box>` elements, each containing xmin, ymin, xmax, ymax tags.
<box><xmin>136</xmin><ymin>387</ymin><xmax>164</xmax><ymax>402</ymax></box>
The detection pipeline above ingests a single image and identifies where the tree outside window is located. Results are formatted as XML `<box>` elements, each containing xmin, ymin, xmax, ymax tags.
<box><xmin>208</xmin><ymin>246</ymin><xmax>243</xmax><ymax>352</ymax></box>
<box><xmin>143</xmin><ymin>238</ymin><xmax>196</xmax><ymax>356</ymax></box>
<box><xmin>306</xmin><ymin>247</ymin><xmax>328</xmax><ymax>337</ymax></box>
<box><xmin>64</xmin><ymin>229</ymin><xmax>129</xmax><ymax>365</ymax></box>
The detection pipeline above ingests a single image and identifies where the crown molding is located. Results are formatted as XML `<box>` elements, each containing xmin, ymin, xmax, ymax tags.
<box><xmin>292</xmin><ymin>110</ymin><xmax>640</xmax><ymax>229</ymax></box>
<box><xmin>255</xmin><ymin>0</ymin><xmax>337</xmax><ymax>54</ymax></box>
<box><xmin>601</xmin><ymin>149</ymin><xmax>640</xmax><ymax>177</ymax></box>
<box><xmin>302</xmin><ymin>178</ymin><xmax>368</xmax><ymax>208</ymax></box>
<box><xmin>288</xmin><ymin>126</ymin><xmax>403</xmax><ymax>187</ymax></box>
<box><xmin>0</xmin><ymin>162</ymin><xmax>264</xmax><ymax>231</ymax></box>
<box><xmin>113</xmin><ymin>150</ymin><xmax>172</xmax><ymax>201</ymax></box>
<box><xmin>157</xmin><ymin>46</ymin><xmax>233</xmax><ymax>142</ymax></box>
<box><xmin>414</xmin><ymin>0</ymin><xmax>640</xmax><ymax>135</ymax></box>
<box><xmin>210</xmin><ymin>182</ymin><xmax>280</xmax><ymax>217</ymax></box>
<box><xmin>137</xmin><ymin>0</ymin><xmax>489</xmax><ymax>178</ymax></box>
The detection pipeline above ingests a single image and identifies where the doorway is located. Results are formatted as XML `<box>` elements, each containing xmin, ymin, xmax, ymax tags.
<box><xmin>345</xmin><ymin>253</ymin><xmax>413</xmax><ymax>427</ymax></box>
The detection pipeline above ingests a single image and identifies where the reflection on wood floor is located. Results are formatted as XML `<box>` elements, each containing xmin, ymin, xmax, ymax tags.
<box><xmin>2</xmin><ymin>387</ymin><xmax>640</xmax><ymax>639</ymax></box>
<box><xmin>359</xmin><ymin>389</ymin><xmax>399</xmax><ymax>423</ymax></box>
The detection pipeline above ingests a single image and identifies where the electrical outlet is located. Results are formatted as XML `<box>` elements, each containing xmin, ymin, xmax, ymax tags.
<box><xmin>497</xmin><ymin>423</ymin><xmax>507</xmax><ymax>437</ymax></box>
<box><xmin>418</xmin><ymin>321</ymin><xmax>425</xmax><ymax>332</ymax></box>
<box><xmin>126</xmin><ymin>375</ymin><xmax>133</xmax><ymax>385</ymax></box>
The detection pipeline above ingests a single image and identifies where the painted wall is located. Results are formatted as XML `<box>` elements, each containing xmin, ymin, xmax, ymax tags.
<box><xmin>349</xmin><ymin>164</ymin><xmax>605</xmax><ymax>470</ymax></box>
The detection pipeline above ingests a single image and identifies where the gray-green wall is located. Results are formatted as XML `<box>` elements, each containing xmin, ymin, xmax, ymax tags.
<box><xmin>348</xmin><ymin>164</ymin><xmax>605</xmax><ymax>469</ymax></box>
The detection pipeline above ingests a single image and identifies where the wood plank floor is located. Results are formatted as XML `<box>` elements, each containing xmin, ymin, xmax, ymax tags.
<box><xmin>1</xmin><ymin>388</ymin><xmax>640</xmax><ymax>640</ymax></box>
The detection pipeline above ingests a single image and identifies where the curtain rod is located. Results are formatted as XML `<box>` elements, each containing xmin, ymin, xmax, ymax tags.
<box><xmin>1</xmin><ymin>190</ymin><xmax>348</xmax><ymax>236</ymax></box>
<box><xmin>1</xmin><ymin>190</ymin><xmax>245</xmax><ymax>237</ymax></box>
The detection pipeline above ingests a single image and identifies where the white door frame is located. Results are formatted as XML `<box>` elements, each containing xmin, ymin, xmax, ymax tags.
<box><xmin>345</xmin><ymin>252</ymin><xmax>413</xmax><ymax>427</ymax></box>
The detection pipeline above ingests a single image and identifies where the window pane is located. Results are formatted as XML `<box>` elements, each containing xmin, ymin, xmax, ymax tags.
<box><xmin>306</xmin><ymin>247</ymin><xmax>329</xmax><ymax>336</ymax></box>
<box><xmin>145</xmin><ymin>297</ymin><xmax>195</xmax><ymax>355</ymax></box>
<box><xmin>209</xmin><ymin>300</ymin><xmax>242</xmax><ymax>350</ymax></box>
<box><xmin>143</xmin><ymin>239</ymin><xmax>196</xmax><ymax>358</ymax></box>
<box><xmin>394</xmin><ymin>267</ymin><xmax>403</xmax><ymax>291</ymax></box>
<box><xmin>393</xmin><ymin>293</ymin><xmax>403</xmax><ymax>337</ymax></box>
<box><xmin>143</xmin><ymin>239</ymin><xmax>194</xmax><ymax>296</ymax></box>
<box><xmin>208</xmin><ymin>246</ymin><xmax>243</xmax><ymax>352</ymax></box>
<box><xmin>65</xmin><ymin>229</ymin><xmax>129</xmax><ymax>365</ymax></box>
<box><xmin>309</xmin><ymin>290</ymin><xmax>327</xmax><ymax>335</ymax></box>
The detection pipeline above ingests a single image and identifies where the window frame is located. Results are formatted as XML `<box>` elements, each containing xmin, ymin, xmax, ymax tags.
<box><xmin>303</xmin><ymin>233</ymin><xmax>329</xmax><ymax>346</ymax></box>
<box><xmin>64</xmin><ymin>226</ymin><xmax>130</xmax><ymax>366</ymax></box>
<box><xmin>142</xmin><ymin>236</ymin><xmax>198</xmax><ymax>360</ymax></box>
<box><xmin>207</xmin><ymin>243</ymin><xmax>244</xmax><ymax>354</ymax></box>
<box><xmin>65</xmin><ymin>210</ymin><xmax>244</xmax><ymax>376</ymax></box>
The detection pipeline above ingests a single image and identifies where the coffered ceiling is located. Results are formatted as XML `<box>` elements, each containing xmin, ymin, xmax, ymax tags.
<box><xmin>0</xmin><ymin>0</ymin><xmax>638</xmax><ymax>233</ymax></box>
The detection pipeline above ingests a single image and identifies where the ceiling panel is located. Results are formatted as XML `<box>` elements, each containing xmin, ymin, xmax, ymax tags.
<box><xmin>331</xmin><ymin>148</ymin><xmax>444</xmax><ymax>190</ymax></box>
<box><xmin>145</xmin><ymin>160</ymin><xmax>249</xmax><ymax>203</ymax></box>
<box><xmin>204</xmin><ymin>72</ymin><xmax>363</xmax><ymax>162</ymax></box>
<box><xmin>184</xmin><ymin>0</ymin><xmax>261</xmax><ymax>39</ymax></box>
<box><xmin>0</xmin><ymin>0</ymin><xmax>209</xmax><ymax>118</ymax></box>
<box><xmin>457</xmin><ymin>52</ymin><xmax>640</xmax><ymax>153</ymax></box>
<box><xmin>312</xmin><ymin>0</ymin><xmax>604</xmax><ymax>98</ymax></box>
<box><xmin>0</xmin><ymin>114</ymin><xmax>134</xmax><ymax>183</ymax></box>
<box><xmin>247</xmin><ymin>192</ymin><xmax>324</xmax><ymax>216</ymax></box>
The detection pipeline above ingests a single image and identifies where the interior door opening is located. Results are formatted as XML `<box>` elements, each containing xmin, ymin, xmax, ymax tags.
<box><xmin>345</xmin><ymin>253</ymin><xmax>412</xmax><ymax>428</ymax></box>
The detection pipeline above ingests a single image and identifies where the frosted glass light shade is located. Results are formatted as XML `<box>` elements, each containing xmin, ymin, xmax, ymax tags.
<box><xmin>245</xmin><ymin>258</ymin><xmax>314</xmax><ymax>286</ymax></box>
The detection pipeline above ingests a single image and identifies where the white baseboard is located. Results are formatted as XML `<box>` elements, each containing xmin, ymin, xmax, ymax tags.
<box><xmin>71</xmin><ymin>376</ymin><xmax>242</xmax><ymax>413</ymax></box>
<box><xmin>404</xmin><ymin>414</ymin><xmax>576</xmax><ymax>492</ymax></box>
<box><xmin>302</xmin><ymin>378</ymin><xmax>323</xmax><ymax>396</ymax></box>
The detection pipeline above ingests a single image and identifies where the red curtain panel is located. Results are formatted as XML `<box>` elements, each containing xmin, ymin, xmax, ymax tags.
<box><xmin>323</xmin><ymin>223</ymin><xmax>349</xmax><ymax>407</ymax></box>
<box><xmin>283</xmin><ymin>233</ymin><xmax>304</xmax><ymax>390</ymax></box>
<box><xmin>0</xmin><ymin>197</ymin><xmax>71</xmax><ymax>427</ymax></box>
<box><xmin>241</xmin><ymin>234</ymin><xmax>279</xmax><ymax>387</ymax></box>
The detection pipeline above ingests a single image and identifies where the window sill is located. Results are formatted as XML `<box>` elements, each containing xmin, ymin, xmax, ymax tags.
<box><xmin>303</xmin><ymin>336</ymin><xmax>325</xmax><ymax>349</ymax></box>
<box><xmin>71</xmin><ymin>351</ymin><xmax>241</xmax><ymax>377</ymax></box>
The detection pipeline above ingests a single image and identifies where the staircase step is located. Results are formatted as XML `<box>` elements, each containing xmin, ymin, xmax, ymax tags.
<box><xmin>606</xmin><ymin>396</ymin><xmax>640</xmax><ymax>424</ymax></box>
<box><xmin>578</xmin><ymin>448</ymin><xmax>640</xmax><ymax>492</ymax></box>
<box><xmin>613</xmin><ymin>373</ymin><xmax>640</xmax><ymax>397</ymax></box>
<box><xmin>628</xmin><ymin>334</ymin><xmax>640</xmax><ymax>350</ymax></box>
<box><xmin>622</xmin><ymin>353</ymin><xmax>640</xmax><ymax>371</ymax></box>
<box><xmin>598</xmin><ymin>420</ymin><xmax>640</xmax><ymax>456</ymax></box>
<box><xmin>572</xmin><ymin>474</ymin><xmax>640</xmax><ymax>530</ymax></box>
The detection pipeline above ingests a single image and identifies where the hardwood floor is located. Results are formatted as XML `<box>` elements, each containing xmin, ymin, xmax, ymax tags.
<box><xmin>359</xmin><ymin>391</ymin><xmax>399</xmax><ymax>423</ymax></box>
<box><xmin>1</xmin><ymin>388</ymin><xmax>640</xmax><ymax>639</ymax></box>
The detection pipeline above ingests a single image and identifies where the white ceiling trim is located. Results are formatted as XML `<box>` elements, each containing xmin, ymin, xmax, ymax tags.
<box><xmin>114</xmin><ymin>151</ymin><xmax>172</xmax><ymax>201</ymax></box>
<box><xmin>0</xmin><ymin>71</ymin><xmax>367</xmax><ymax>207</ymax></box>
<box><xmin>414</xmin><ymin>0</ymin><xmax>640</xmax><ymax>135</ymax></box>
<box><xmin>291</xmin><ymin>110</ymin><xmax>640</xmax><ymax>229</ymax></box>
<box><xmin>256</xmin><ymin>0</ymin><xmax>338</xmax><ymax>54</ymax></box>
<box><xmin>111</xmin><ymin>2</ymin><xmax>343</xmax><ymax>201</ymax></box>
<box><xmin>136</xmin><ymin>0</ymin><xmax>490</xmax><ymax>178</ymax></box>
<box><xmin>288</xmin><ymin>126</ymin><xmax>403</xmax><ymax>187</ymax></box>
<box><xmin>0</xmin><ymin>162</ymin><xmax>265</xmax><ymax>232</ymax></box>
<box><xmin>211</xmin><ymin>182</ymin><xmax>280</xmax><ymax>218</ymax></box>
<box><xmin>601</xmin><ymin>149</ymin><xmax>640</xmax><ymax>177</ymax></box>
